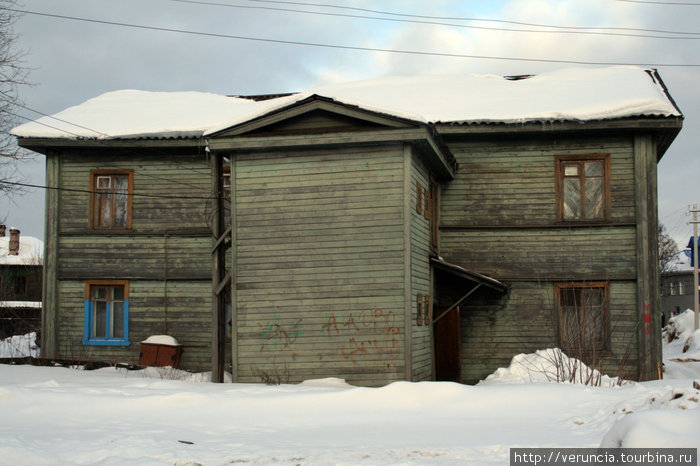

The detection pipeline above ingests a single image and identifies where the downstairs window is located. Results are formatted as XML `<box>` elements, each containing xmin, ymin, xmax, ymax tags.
<box><xmin>83</xmin><ymin>280</ymin><xmax>130</xmax><ymax>346</ymax></box>
<box><xmin>555</xmin><ymin>282</ymin><xmax>609</xmax><ymax>354</ymax></box>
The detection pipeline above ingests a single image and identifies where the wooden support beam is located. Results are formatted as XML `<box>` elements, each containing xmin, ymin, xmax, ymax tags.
<box><xmin>214</xmin><ymin>271</ymin><xmax>231</xmax><ymax>296</ymax></box>
<box><xmin>41</xmin><ymin>151</ymin><xmax>60</xmax><ymax>358</ymax></box>
<box><xmin>432</xmin><ymin>284</ymin><xmax>481</xmax><ymax>325</ymax></box>
<box><xmin>211</xmin><ymin>152</ymin><xmax>226</xmax><ymax>383</ymax></box>
<box><xmin>210</xmin><ymin>225</ymin><xmax>232</xmax><ymax>253</ymax></box>
<box><xmin>229</xmin><ymin>157</ymin><xmax>238</xmax><ymax>383</ymax></box>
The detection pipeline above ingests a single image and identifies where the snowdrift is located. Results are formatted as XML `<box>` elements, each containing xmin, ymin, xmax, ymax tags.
<box><xmin>479</xmin><ymin>348</ymin><xmax>624</xmax><ymax>386</ymax></box>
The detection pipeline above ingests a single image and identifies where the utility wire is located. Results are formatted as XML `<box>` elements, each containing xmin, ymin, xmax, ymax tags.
<box><xmin>242</xmin><ymin>0</ymin><xmax>700</xmax><ymax>35</ymax></box>
<box><xmin>2</xmin><ymin>180</ymin><xmax>224</xmax><ymax>200</ymax></box>
<box><xmin>6</xmin><ymin>7</ymin><xmax>700</xmax><ymax>67</ymax></box>
<box><xmin>166</xmin><ymin>0</ymin><xmax>700</xmax><ymax>39</ymax></box>
<box><xmin>16</xmin><ymin>102</ymin><xmax>108</xmax><ymax>137</ymax></box>
<box><xmin>615</xmin><ymin>0</ymin><xmax>700</xmax><ymax>5</ymax></box>
<box><xmin>8</xmin><ymin>108</ymin><xmax>214</xmax><ymax>191</ymax></box>
<box><xmin>8</xmin><ymin>110</ymin><xmax>85</xmax><ymax>138</ymax></box>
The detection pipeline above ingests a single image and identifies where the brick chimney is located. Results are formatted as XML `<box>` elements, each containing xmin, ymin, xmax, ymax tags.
<box><xmin>9</xmin><ymin>228</ymin><xmax>20</xmax><ymax>255</ymax></box>
<box><xmin>0</xmin><ymin>224</ymin><xmax>5</xmax><ymax>237</ymax></box>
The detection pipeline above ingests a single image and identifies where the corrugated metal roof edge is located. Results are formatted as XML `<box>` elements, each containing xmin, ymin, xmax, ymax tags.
<box><xmin>431</xmin><ymin>256</ymin><xmax>509</xmax><ymax>293</ymax></box>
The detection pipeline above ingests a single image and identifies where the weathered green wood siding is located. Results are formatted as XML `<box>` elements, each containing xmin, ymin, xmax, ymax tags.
<box><xmin>459</xmin><ymin>281</ymin><xmax>639</xmax><ymax>384</ymax></box>
<box><xmin>634</xmin><ymin>134</ymin><xmax>662</xmax><ymax>380</ymax></box>
<box><xmin>232</xmin><ymin>146</ymin><xmax>407</xmax><ymax>386</ymax></box>
<box><xmin>440</xmin><ymin>135</ymin><xmax>641</xmax><ymax>383</ymax></box>
<box><xmin>59</xmin><ymin>151</ymin><xmax>212</xmax><ymax>233</ymax></box>
<box><xmin>409</xmin><ymin>151</ymin><xmax>433</xmax><ymax>381</ymax></box>
<box><xmin>55</xmin><ymin>279</ymin><xmax>212</xmax><ymax>369</ymax></box>
<box><xmin>441</xmin><ymin>228</ymin><xmax>637</xmax><ymax>281</ymax></box>
<box><xmin>51</xmin><ymin>151</ymin><xmax>214</xmax><ymax>371</ymax></box>
<box><xmin>441</xmin><ymin>137</ymin><xmax>636</xmax><ymax>227</ymax></box>
<box><xmin>57</xmin><ymin>236</ymin><xmax>211</xmax><ymax>280</ymax></box>
<box><xmin>42</xmin><ymin>151</ymin><xmax>60</xmax><ymax>357</ymax></box>
<box><xmin>247</xmin><ymin>109</ymin><xmax>386</xmax><ymax>134</ymax></box>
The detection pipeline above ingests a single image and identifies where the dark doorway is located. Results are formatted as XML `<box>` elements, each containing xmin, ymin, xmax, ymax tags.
<box><xmin>433</xmin><ymin>306</ymin><xmax>461</xmax><ymax>382</ymax></box>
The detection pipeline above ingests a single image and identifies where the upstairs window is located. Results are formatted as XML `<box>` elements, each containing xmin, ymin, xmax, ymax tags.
<box><xmin>429</xmin><ymin>177</ymin><xmax>439</xmax><ymax>253</ymax></box>
<box><xmin>90</xmin><ymin>170</ymin><xmax>133</xmax><ymax>229</ymax></box>
<box><xmin>83</xmin><ymin>280</ymin><xmax>130</xmax><ymax>346</ymax></box>
<box><xmin>12</xmin><ymin>276</ymin><xmax>27</xmax><ymax>296</ymax></box>
<box><xmin>556</xmin><ymin>155</ymin><xmax>609</xmax><ymax>222</ymax></box>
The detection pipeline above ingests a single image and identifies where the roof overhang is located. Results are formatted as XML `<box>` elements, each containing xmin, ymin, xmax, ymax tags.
<box><xmin>435</xmin><ymin>116</ymin><xmax>683</xmax><ymax>160</ymax></box>
<box><xmin>16</xmin><ymin>137</ymin><xmax>203</xmax><ymax>155</ymax></box>
<box><xmin>431</xmin><ymin>256</ymin><xmax>509</xmax><ymax>293</ymax></box>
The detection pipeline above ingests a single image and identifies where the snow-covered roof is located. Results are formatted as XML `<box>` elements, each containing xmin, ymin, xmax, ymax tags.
<box><xmin>0</xmin><ymin>235</ymin><xmax>43</xmax><ymax>265</ymax></box>
<box><xmin>12</xmin><ymin>66</ymin><xmax>681</xmax><ymax>141</ymax></box>
<box><xmin>0</xmin><ymin>301</ymin><xmax>41</xmax><ymax>309</ymax></box>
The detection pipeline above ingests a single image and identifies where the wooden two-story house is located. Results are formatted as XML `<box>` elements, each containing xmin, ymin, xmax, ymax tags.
<box><xmin>13</xmin><ymin>67</ymin><xmax>682</xmax><ymax>385</ymax></box>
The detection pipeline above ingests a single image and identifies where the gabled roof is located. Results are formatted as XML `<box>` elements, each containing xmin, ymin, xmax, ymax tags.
<box><xmin>11</xmin><ymin>66</ymin><xmax>682</xmax><ymax>141</ymax></box>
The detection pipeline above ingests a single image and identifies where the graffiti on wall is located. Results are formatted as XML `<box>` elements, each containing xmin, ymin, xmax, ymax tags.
<box><xmin>258</xmin><ymin>316</ymin><xmax>303</xmax><ymax>352</ymax></box>
<box><xmin>321</xmin><ymin>309</ymin><xmax>401</xmax><ymax>362</ymax></box>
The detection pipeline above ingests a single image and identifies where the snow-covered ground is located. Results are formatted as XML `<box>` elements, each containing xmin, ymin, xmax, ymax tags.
<box><xmin>0</xmin><ymin>317</ymin><xmax>699</xmax><ymax>465</ymax></box>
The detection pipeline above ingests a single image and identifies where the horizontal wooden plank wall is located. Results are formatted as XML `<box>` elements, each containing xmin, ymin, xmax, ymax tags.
<box><xmin>409</xmin><ymin>151</ymin><xmax>433</xmax><ymax>381</ymax></box>
<box><xmin>55</xmin><ymin>280</ymin><xmax>212</xmax><ymax>370</ymax></box>
<box><xmin>441</xmin><ymin>137</ymin><xmax>635</xmax><ymax>227</ymax></box>
<box><xmin>59</xmin><ymin>151</ymin><xmax>212</xmax><ymax>233</ymax></box>
<box><xmin>441</xmin><ymin>228</ymin><xmax>637</xmax><ymax>281</ymax></box>
<box><xmin>458</xmin><ymin>281</ymin><xmax>639</xmax><ymax>384</ymax></box>
<box><xmin>52</xmin><ymin>151</ymin><xmax>214</xmax><ymax>370</ymax></box>
<box><xmin>440</xmin><ymin>135</ymin><xmax>640</xmax><ymax>383</ymax></box>
<box><xmin>57</xmin><ymin>236</ymin><xmax>211</xmax><ymax>280</ymax></box>
<box><xmin>233</xmin><ymin>146</ymin><xmax>407</xmax><ymax>386</ymax></box>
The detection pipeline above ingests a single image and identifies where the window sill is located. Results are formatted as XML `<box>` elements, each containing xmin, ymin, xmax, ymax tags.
<box><xmin>87</xmin><ymin>228</ymin><xmax>133</xmax><ymax>234</ymax></box>
<box><xmin>82</xmin><ymin>339</ymin><xmax>131</xmax><ymax>347</ymax></box>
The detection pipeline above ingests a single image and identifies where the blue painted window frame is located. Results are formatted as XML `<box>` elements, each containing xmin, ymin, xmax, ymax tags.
<box><xmin>82</xmin><ymin>281</ymin><xmax>130</xmax><ymax>346</ymax></box>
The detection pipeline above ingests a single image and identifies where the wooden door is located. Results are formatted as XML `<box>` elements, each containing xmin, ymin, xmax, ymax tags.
<box><xmin>433</xmin><ymin>306</ymin><xmax>461</xmax><ymax>382</ymax></box>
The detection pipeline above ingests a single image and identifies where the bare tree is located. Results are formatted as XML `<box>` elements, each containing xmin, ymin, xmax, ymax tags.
<box><xmin>659</xmin><ymin>223</ymin><xmax>679</xmax><ymax>274</ymax></box>
<box><xmin>0</xmin><ymin>1</ymin><xmax>29</xmax><ymax>197</ymax></box>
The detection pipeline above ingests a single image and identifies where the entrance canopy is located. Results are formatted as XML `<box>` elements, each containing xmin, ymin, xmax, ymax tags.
<box><xmin>431</xmin><ymin>257</ymin><xmax>509</xmax><ymax>293</ymax></box>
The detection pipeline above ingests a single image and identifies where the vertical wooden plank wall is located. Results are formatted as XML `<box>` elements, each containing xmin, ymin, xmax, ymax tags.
<box><xmin>634</xmin><ymin>134</ymin><xmax>661</xmax><ymax>380</ymax></box>
<box><xmin>402</xmin><ymin>145</ymin><xmax>413</xmax><ymax>380</ymax></box>
<box><xmin>229</xmin><ymin>157</ymin><xmax>239</xmax><ymax>381</ymax></box>
<box><xmin>409</xmin><ymin>151</ymin><xmax>433</xmax><ymax>381</ymax></box>
<box><xmin>232</xmin><ymin>146</ymin><xmax>407</xmax><ymax>386</ymax></box>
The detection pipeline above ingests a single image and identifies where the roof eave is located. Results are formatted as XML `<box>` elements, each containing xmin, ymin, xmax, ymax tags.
<box><xmin>435</xmin><ymin>115</ymin><xmax>683</xmax><ymax>159</ymax></box>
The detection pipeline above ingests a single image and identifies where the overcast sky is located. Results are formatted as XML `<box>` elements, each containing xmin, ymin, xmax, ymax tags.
<box><xmin>2</xmin><ymin>0</ymin><xmax>698</xmax><ymax>247</ymax></box>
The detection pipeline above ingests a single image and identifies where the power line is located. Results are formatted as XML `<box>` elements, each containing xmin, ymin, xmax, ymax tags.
<box><xmin>616</xmin><ymin>0</ymin><xmax>700</xmax><ymax>5</ymax></box>
<box><xmin>7</xmin><ymin>110</ymin><xmax>85</xmax><ymax>138</ymax></box>
<box><xmin>242</xmin><ymin>0</ymin><xmax>700</xmax><ymax>34</ymax></box>
<box><xmin>6</xmin><ymin>7</ymin><xmax>700</xmax><ymax>67</ymax></box>
<box><xmin>16</xmin><ymin>102</ymin><xmax>108</xmax><ymax>137</ymax></box>
<box><xmin>1</xmin><ymin>180</ymin><xmax>223</xmax><ymax>200</ymax></box>
<box><xmin>8</xmin><ymin>108</ymin><xmax>215</xmax><ymax>192</ymax></box>
<box><xmin>165</xmin><ymin>0</ymin><xmax>700</xmax><ymax>39</ymax></box>
<box><xmin>660</xmin><ymin>205</ymin><xmax>689</xmax><ymax>221</ymax></box>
